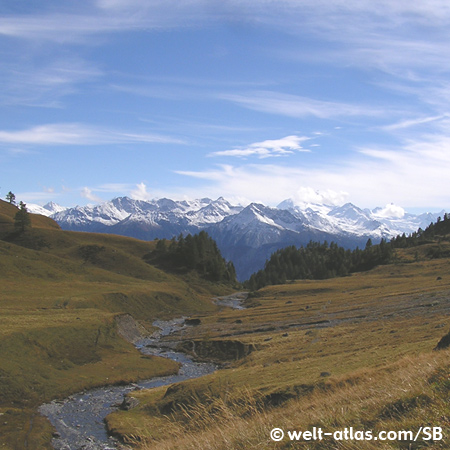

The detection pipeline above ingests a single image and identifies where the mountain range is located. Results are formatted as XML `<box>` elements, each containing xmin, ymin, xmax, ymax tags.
<box><xmin>28</xmin><ymin>197</ymin><xmax>445</xmax><ymax>280</ymax></box>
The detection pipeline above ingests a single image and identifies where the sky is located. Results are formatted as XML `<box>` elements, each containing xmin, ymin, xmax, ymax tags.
<box><xmin>1</xmin><ymin>1</ymin><xmax>450</xmax><ymax>214</ymax></box>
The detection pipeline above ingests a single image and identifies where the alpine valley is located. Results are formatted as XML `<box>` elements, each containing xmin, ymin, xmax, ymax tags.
<box><xmin>28</xmin><ymin>197</ymin><xmax>445</xmax><ymax>280</ymax></box>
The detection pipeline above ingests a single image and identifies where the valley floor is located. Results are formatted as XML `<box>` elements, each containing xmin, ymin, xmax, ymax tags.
<box><xmin>106</xmin><ymin>259</ymin><xmax>450</xmax><ymax>449</ymax></box>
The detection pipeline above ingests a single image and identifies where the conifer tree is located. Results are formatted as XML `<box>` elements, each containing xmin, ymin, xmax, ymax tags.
<box><xmin>14</xmin><ymin>201</ymin><xmax>31</xmax><ymax>232</ymax></box>
<box><xmin>6</xmin><ymin>191</ymin><xmax>16</xmax><ymax>205</ymax></box>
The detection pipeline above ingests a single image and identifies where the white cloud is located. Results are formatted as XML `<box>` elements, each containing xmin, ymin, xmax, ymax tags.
<box><xmin>381</xmin><ymin>115</ymin><xmax>448</xmax><ymax>132</ymax></box>
<box><xmin>0</xmin><ymin>13</ymin><xmax>141</xmax><ymax>43</ymax></box>
<box><xmin>292</xmin><ymin>187</ymin><xmax>348</xmax><ymax>206</ymax></box>
<box><xmin>175</xmin><ymin>165</ymin><xmax>348</xmax><ymax>207</ymax></box>
<box><xmin>209</xmin><ymin>135</ymin><xmax>310</xmax><ymax>158</ymax></box>
<box><xmin>219</xmin><ymin>91</ymin><xmax>384</xmax><ymax>119</ymax></box>
<box><xmin>2</xmin><ymin>1</ymin><xmax>450</xmax><ymax>49</ymax></box>
<box><xmin>176</xmin><ymin>164</ymin><xmax>311</xmax><ymax>205</ymax></box>
<box><xmin>130</xmin><ymin>182</ymin><xmax>152</xmax><ymax>200</ymax></box>
<box><xmin>0</xmin><ymin>123</ymin><xmax>184</xmax><ymax>146</ymax></box>
<box><xmin>80</xmin><ymin>187</ymin><xmax>103</xmax><ymax>203</ymax></box>
<box><xmin>176</xmin><ymin>129</ymin><xmax>450</xmax><ymax>209</ymax></box>
<box><xmin>373</xmin><ymin>203</ymin><xmax>406</xmax><ymax>219</ymax></box>
<box><xmin>0</xmin><ymin>3</ymin><xmax>207</xmax><ymax>43</ymax></box>
<box><xmin>0</xmin><ymin>58</ymin><xmax>103</xmax><ymax>107</ymax></box>
<box><xmin>0</xmin><ymin>124</ymin><xmax>99</xmax><ymax>145</ymax></box>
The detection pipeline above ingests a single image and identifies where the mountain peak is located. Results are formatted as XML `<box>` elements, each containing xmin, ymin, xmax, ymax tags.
<box><xmin>277</xmin><ymin>198</ymin><xmax>295</xmax><ymax>210</ymax></box>
<box><xmin>47</xmin><ymin>195</ymin><xmax>447</xmax><ymax>280</ymax></box>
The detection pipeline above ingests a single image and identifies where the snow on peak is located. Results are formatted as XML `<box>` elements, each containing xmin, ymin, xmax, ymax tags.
<box><xmin>45</xmin><ymin>194</ymin><xmax>447</xmax><ymax>245</ymax></box>
<box><xmin>27</xmin><ymin>202</ymin><xmax>67</xmax><ymax>217</ymax></box>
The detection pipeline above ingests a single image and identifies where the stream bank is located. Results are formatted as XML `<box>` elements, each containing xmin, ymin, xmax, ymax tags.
<box><xmin>39</xmin><ymin>317</ymin><xmax>216</xmax><ymax>450</ymax></box>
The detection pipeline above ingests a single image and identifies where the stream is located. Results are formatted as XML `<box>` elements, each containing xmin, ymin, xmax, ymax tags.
<box><xmin>38</xmin><ymin>318</ymin><xmax>216</xmax><ymax>450</ymax></box>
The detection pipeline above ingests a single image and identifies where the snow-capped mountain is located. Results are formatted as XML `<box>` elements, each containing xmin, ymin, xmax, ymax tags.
<box><xmin>27</xmin><ymin>201</ymin><xmax>68</xmax><ymax>217</ymax></box>
<box><xmin>32</xmin><ymin>196</ymin><xmax>445</xmax><ymax>280</ymax></box>
<box><xmin>207</xmin><ymin>202</ymin><xmax>351</xmax><ymax>279</ymax></box>
<box><xmin>51</xmin><ymin>197</ymin><xmax>242</xmax><ymax>237</ymax></box>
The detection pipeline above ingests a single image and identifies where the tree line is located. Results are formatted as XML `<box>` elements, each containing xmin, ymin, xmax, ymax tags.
<box><xmin>144</xmin><ymin>230</ymin><xmax>237</xmax><ymax>284</ymax></box>
<box><xmin>245</xmin><ymin>214</ymin><xmax>450</xmax><ymax>291</ymax></box>
<box><xmin>245</xmin><ymin>238</ymin><xmax>393</xmax><ymax>290</ymax></box>
<box><xmin>389</xmin><ymin>213</ymin><xmax>450</xmax><ymax>249</ymax></box>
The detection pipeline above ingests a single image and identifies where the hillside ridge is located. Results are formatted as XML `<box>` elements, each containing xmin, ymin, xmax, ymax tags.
<box><xmin>28</xmin><ymin>196</ymin><xmax>447</xmax><ymax>279</ymax></box>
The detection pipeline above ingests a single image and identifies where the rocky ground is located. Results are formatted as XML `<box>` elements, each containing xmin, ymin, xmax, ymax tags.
<box><xmin>212</xmin><ymin>292</ymin><xmax>248</xmax><ymax>310</ymax></box>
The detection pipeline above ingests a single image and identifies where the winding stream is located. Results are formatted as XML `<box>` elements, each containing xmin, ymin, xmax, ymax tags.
<box><xmin>39</xmin><ymin>318</ymin><xmax>216</xmax><ymax>450</ymax></box>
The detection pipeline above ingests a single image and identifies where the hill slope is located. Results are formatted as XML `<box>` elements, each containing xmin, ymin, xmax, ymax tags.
<box><xmin>0</xmin><ymin>200</ymin><xmax>234</xmax><ymax>449</ymax></box>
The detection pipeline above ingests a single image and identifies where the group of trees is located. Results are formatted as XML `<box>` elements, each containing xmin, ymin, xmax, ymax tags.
<box><xmin>245</xmin><ymin>238</ymin><xmax>393</xmax><ymax>291</ymax></box>
<box><xmin>145</xmin><ymin>230</ymin><xmax>237</xmax><ymax>284</ymax></box>
<box><xmin>246</xmin><ymin>214</ymin><xmax>450</xmax><ymax>290</ymax></box>
<box><xmin>390</xmin><ymin>213</ymin><xmax>450</xmax><ymax>249</ymax></box>
<box><xmin>5</xmin><ymin>191</ymin><xmax>31</xmax><ymax>232</ymax></box>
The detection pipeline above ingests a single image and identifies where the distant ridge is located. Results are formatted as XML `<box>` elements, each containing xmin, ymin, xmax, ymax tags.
<box><xmin>28</xmin><ymin>196</ymin><xmax>446</xmax><ymax>280</ymax></box>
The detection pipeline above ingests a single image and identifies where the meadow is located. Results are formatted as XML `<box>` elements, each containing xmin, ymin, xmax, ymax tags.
<box><xmin>1</xmin><ymin>198</ymin><xmax>450</xmax><ymax>449</ymax></box>
<box><xmin>0</xmin><ymin>200</ymin><xmax>231</xmax><ymax>449</ymax></box>
<box><xmin>106</xmin><ymin>257</ymin><xmax>450</xmax><ymax>449</ymax></box>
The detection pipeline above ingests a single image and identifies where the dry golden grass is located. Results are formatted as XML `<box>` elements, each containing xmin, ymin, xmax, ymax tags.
<box><xmin>0</xmin><ymin>201</ymin><xmax>233</xmax><ymax>448</ymax></box>
<box><xmin>107</xmin><ymin>257</ymin><xmax>450</xmax><ymax>449</ymax></box>
<box><xmin>2</xmin><ymin>197</ymin><xmax>449</xmax><ymax>449</ymax></box>
<box><xmin>116</xmin><ymin>351</ymin><xmax>450</xmax><ymax>450</ymax></box>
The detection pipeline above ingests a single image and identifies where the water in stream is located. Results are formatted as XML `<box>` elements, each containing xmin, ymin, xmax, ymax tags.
<box><xmin>39</xmin><ymin>319</ymin><xmax>216</xmax><ymax>450</ymax></box>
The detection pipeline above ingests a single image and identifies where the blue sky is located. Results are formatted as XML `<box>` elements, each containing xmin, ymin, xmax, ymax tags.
<box><xmin>1</xmin><ymin>1</ymin><xmax>450</xmax><ymax>213</ymax></box>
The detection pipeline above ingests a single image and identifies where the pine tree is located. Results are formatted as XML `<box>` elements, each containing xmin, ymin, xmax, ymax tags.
<box><xmin>145</xmin><ymin>231</ymin><xmax>236</xmax><ymax>284</ymax></box>
<box><xmin>6</xmin><ymin>191</ymin><xmax>16</xmax><ymax>205</ymax></box>
<box><xmin>14</xmin><ymin>201</ymin><xmax>31</xmax><ymax>232</ymax></box>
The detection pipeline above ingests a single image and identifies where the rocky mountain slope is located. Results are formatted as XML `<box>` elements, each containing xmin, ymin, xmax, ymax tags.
<box><xmin>28</xmin><ymin>197</ymin><xmax>445</xmax><ymax>280</ymax></box>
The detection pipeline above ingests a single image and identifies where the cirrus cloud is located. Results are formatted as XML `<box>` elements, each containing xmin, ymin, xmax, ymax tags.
<box><xmin>209</xmin><ymin>135</ymin><xmax>311</xmax><ymax>159</ymax></box>
<box><xmin>0</xmin><ymin>123</ymin><xmax>185</xmax><ymax>146</ymax></box>
<box><xmin>219</xmin><ymin>91</ymin><xmax>385</xmax><ymax>119</ymax></box>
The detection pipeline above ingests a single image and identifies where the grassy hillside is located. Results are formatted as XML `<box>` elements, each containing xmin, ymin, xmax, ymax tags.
<box><xmin>3</xmin><ymin>198</ymin><xmax>450</xmax><ymax>449</ymax></box>
<box><xmin>106</xmin><ymin>241</ymin><xmax>450</xmax><ymax>449</ymax></box>
<box><xmin>0</xmin><ymin>200</ymin><xmax>233</xmax><ymax>449</ymax></box>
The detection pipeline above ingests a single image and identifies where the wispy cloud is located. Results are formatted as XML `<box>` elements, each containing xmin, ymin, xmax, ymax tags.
<box><xmin>0</xmin><ymin>123</ymin><xmax>185</xmax><ymax>146</ymax></box>
<box><xmin>80</xmin><ymin>187</ymin><xmax>103</xmax><ymax>203</ymax></box>
<box><xmin>3</xmin><ymin>1</ymin><xmax>450</xmax><ymax>49</ymax></box>
<box><xmin>4</xmin><ymin>1</ymin><xmax>450</xmax><ymax>211</ymax></box>
<box><xmin>177</xmin><ymin>130</ymin><xmax>450</xmax><ymax>209</ymax></box>
<box><xmin>219</xmin><ymin>91</ymin><xmax>384</xmax><ymax>119</ymax></box>
<box><xmin>15</xmin><ymin>190</ymin><xmax>62</xmax><ymax>203</ymax></box>
<box><xmin>0</xmin><ymin>13</ymin><xmax>143</xmax><ymax>43</ymax></box>
<box><xmin>381</xmin><ymin>115</ymin><xmax>448</xmax><ymax>132</ymax></box>
<box><xmin>209</xmin><ymin>135</ymin><xmax>310</xmax><ymax>158</ymax></box>
<box><xmin>0</xmin><ymin>58</ymin><xmax>103</xmax><ymax>107</ymax></box>
<box><xmin>4</xmin><ymin>1</ymin><xmax>450</xmax><ymax>112</ymax></box>
<box><xmin>0</xmin><ymin>3</ymin><xmax>208</xmax><ymax>43</ymax></box>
